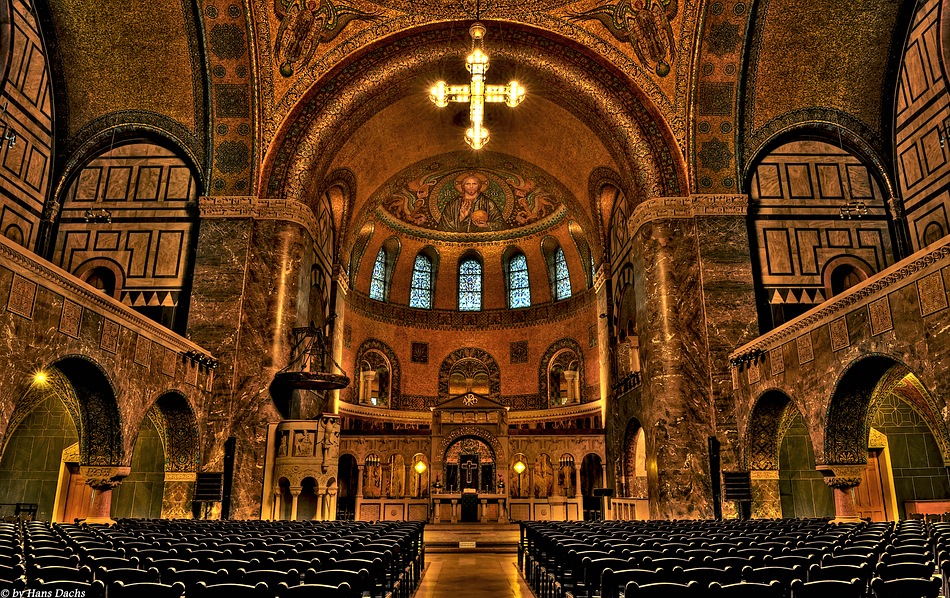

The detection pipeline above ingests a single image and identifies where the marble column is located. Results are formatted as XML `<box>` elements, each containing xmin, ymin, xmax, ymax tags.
<box><xmin>818</xmin><ymin>465</ymin><xmax>865</xmax><ymax>523</ymax></box>
<box><xmin>326</xmin><ymin>487</ymin><xmax>337</xmax><ymax>521</ymax></box>
<box><xmin>81</xmin><ymin>466</ymin><xmax>130</xmax><ymax>524</ymax></box>
<box><xmin>633</xmin><ymin>215</ymin><xmax>714</xmax><ymax>518</ymax></box>
<box><xmin>628</xmin><ymin>195</ymin><xmax>758</xmax><ymax>519</ymax></box>
<box><xmin>750</xmin><ymin>470</ymin><xmax>782</xmax><ymax>519</ymax></box>
<box><xmin>188</xmin><ymin>198</ymin><xmax>319</xmax><ymax>518</ymax></box>
<box><xmin>290</xmin><ymin>486</ymin><xmax>302</xmax><ymax>521</ymax></box>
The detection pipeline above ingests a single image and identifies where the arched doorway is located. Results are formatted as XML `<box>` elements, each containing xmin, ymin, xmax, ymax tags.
<box><xmin>581</xmin><ymin>453</ymin><xmax>604</xmax><ymax>520</ymax></box>
<box><xmin>337</xmin><ymin>453</ymin><xmax>358</xmax><ymax>520</ymax></box>
<box><xmin>621</xmin><ymin>418</ymin><xmax>647</xmax><ymax>499</ymax></box>
<box><xmin>443</xmin><ymin>436</ymin><xmax>496</xmax><ymax>494</ymax></box>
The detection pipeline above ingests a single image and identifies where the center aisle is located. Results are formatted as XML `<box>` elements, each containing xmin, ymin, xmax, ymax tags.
<box><xmin>413</xmin><ymin>553</ymin><xmax>533</xmax><ymax>598</ymax></box>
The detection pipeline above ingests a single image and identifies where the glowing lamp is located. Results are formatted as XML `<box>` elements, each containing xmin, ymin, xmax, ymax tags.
<box><xmin>513</xmin><ymin>460</ymin><xmax>526</xmax><ymax>475</ymax></box>
<box><xmin>414</xmin><ymin>460</ymin><xmax>428</xmax><ymax>475</ymax></box>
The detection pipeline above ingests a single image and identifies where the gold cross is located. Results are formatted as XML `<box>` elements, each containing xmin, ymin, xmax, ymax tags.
<box><xmin>429</xmin><ymin>23</ymin><xmax>525</xmax><ymax>150</ymax></box>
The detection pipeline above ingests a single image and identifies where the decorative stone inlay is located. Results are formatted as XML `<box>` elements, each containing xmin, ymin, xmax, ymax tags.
<box><xmin>868</xmin><ymin>296</ymin><xmax>893</xmax><ymax>335</ymax></box>
<box><xmin>769</xmin><ymin>347</ymin><xmax>784</xmax><ymax>376</ymax></box>
<box><xmin>81</xmin><ymin>465</ymin><xmax>131</xmax><ymax>490</ymax></box>
<box><xmin>7</xmin><ymin>274</ymin><xmax>36</xmax><ymax>319</ymax></box>
<box><xmin>750</xmin><ymin>470</ymin><xmax>779</xmax><ymax>480</ymax></box>
<box><xmin>164</xmin><ymin>471</ymin><xmax>198</xmax><ymax>482</ymax></box>
<box><xmin>162</xmin><ymin>348</ymin><xmax>178</xmax><ymax>376</ymax></box>
<box><xmin>918</xmin><ymin>271</ymin><xmax>948</xmax><ymax>316</ymax></box>
<box><xmin>747</xmin><ymin>360</ymin><xmax>761</xmax><ymax>384</ymax></box>
<box><xmin>817</xmin><ymin>464</ymin><xmax>865</xmax><ymax>489</ymax></box>
<box><xmin>134</xmin><ymin>334</ymin><xmax>151</xmax><ymax>366</ymax></box>
<box><xmin>100</xmin><ymin>320</ymin><xmax>120</xmax><ymax>354</ymax></box>
<box><xmin>185</xmin><ymin>362</ymin><xmax>198</xmax><ymax>386</ymax></box>
<box><xmin>731</xmin><ymin>241</ymin><xmax>950</xmax><ymax>358</ymax></box>
<box><xmin>796</xmin><ymin>334</ymin><xmax>814</xmax><ymax>364</ymax></box>
<box><xmin>829</xmin><ymin>317</ymin><xmax>849</xmax><ymax>351</ymax></box>
<box><xmin>59</xmin><ymin>300</ymin><xmax>83</xmax><ymax>338</ymax></box>
<box><xmin>198</xmin><ymin>196</ymin><xmax>319</xmax><ymax>244</ymax></box>
<box><xmin>628</xmin><ymin>194</ymin><xmax>749</xmax><ymax>237</ymax></box>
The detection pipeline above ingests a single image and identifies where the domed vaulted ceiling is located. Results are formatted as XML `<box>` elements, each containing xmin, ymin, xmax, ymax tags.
<box><xmin>36</xmin><ymin>0</ymin><xmax>920</xmax><ymax>211</ymax></box>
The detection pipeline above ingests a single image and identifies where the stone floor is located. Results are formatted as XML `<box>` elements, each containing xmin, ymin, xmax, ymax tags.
<box><xmin>414</xmin><ymin>553</ymin><xmax>533</xmax><ymax>598</ymax></box>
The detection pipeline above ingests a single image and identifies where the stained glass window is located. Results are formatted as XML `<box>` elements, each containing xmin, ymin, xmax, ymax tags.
<box><xmin>409</xmin><ymin>253</ymin><xmax>433</xmax><ymax>309</ymax></box>
<box><xmin>369</xmin><ymin>248</ymin><xmax>387</xmax><ymax>301</ymax></box>
<box><xmin>508</xmin><ymin>253</ymin><xmax>531</xmax><ymax>308</ymax></box>
<box><xmin>554</xmin><ymin>247</ymin><xmax>571</xmax><ymax>300</ymax></box>
<box><xmin>458</xmin><ymin>257</ymin><xmax>482</xmax><ymax>311</ymax></box>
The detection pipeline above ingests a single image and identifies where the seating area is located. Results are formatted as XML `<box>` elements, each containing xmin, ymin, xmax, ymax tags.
<box><xmin>0</xmin><ymin>519</ymin><xmax>425</xmax><ymax>598</ymax></box>
<box><xmin>520</xmin><ymin>519</ymin><xmax>949</xmax><ymax>598</ymax></box>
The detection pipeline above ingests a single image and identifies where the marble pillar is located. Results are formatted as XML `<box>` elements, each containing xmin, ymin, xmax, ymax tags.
<box><xmin>188</xmin><ymin>198</ymin><xmax>318</xmax><ymax>518</ymax></box>
<box><xmin>161</xmin><ymin>472</ymin><xmax>197</xmax><ymax>519</ymax></box>
<box><xmin>81</xmin><ymin>466</ymin><xmax>130</xmax><ymax>524</ymax></box>
<box><xmin>626</xmin><ymin>195</ymin><xmax>757</xmax><ymax>519</ymax></box>
<box><xmin>290</xmin><ymin>486</ymin><xmax>301</xmax><ymax>520</ymax></box>
<box><xmin>633</xmin><ymin>217</ymin><xmax>714</xmax><ymax>518</ymax></box>
<box><xmin>818</xmin><ymin>465</ymin><xmax>865</xmax><ymax>523</ymax></box>
<box><xmin>750</xmin><ymin>470</ymin><xmax>782</xmax><ymax>519</ymax></box>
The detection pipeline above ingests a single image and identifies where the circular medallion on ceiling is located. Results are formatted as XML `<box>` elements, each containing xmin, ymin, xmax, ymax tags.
<box><xmin>371</xmin><ymin>151</ymin><xmax>574</xmax><ymax>242</ymax></box>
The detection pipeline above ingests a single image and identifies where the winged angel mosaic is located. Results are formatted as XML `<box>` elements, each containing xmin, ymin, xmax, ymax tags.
<box><xmin>570</xmin><ymin>0</ymin><xmax>678</xmax><ymax>77</ymax></box>
<box><xmin>274</xmin><ymin>0</ymin><xmax>381</xmax><ymax>76</ymax></box>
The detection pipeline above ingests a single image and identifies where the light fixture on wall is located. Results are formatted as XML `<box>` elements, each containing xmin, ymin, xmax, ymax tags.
<box><xmin>1</xmin><ymin>102</ymin><xmax>16</xmax><ymax>149</ymax></box>
<box><xmin>839</xmin><ymin>200</ymin><xmax>868</xmax><ymax>220</ymax></box>
<box><xmin>428</xmin><ymin>21</ymin><xmax>525</xmax><ymax>149</ymax></box>
<box><xmin>83</xmin><ymin>208</ymin><xmax>113</xmax><ymax>223</ymax></box>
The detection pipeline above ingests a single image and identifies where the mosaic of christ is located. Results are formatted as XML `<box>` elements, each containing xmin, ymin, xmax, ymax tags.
<box><xmin>379</xmin><ymin>157</ymin><xmax>565</xmax><ymax>235</ymax></box>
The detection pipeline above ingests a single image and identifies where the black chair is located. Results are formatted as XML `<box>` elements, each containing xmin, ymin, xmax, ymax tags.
<box><xmin>789</xmin><ymin>578</ymin><xmax>862</xmax><ymax>598</ymax></box>
<box><xmin>708</xmin><ymin>581</ymin><xmax>785</xmax><ymax>598</ymax></box>
<box><xmin>870</xmin><ymin>576</ymin><xmax>941</xmax><ymax>598</ymax></box>
<box><xmin>304</xmin><ymin>568</ymin><xmax>367</xmax><ymax>598</ymax></box>
<box><xmin>806</xmin><ymin>563</ymin><xmax>871</xmax><ymax>585</ymax></box>
<box><xmin>97</xmin><ymin>566</ymin><xmax>161</xmax><ymax>585</ymax></box>
<box><xmin>35</xmin><ymin>565</ymin><xmax>93</xmax><ymax>583</ymax></box>
<box><xmin>625</xmin><ymin>580</ymin><xmax>701</xmax><ymax>597</ymax></box>
<box><xmin>239</xmin><ymin>568</ymin><xmax>300</xmax><ymax>588</ymax></box>
<box><xmin>30</xmin><ymin>580</ymin><xmax>105</xmax><ymax>598</ymax></box>
<box><xmin>674</xmin><ymin>565</ymin><xmax>741</xmax><ymax>586</ymax></box>
<box><xmin>601</xmin><ymin>568</ymin><xmax>669</xmax><ymax>598</ymax></box>
<box><xmin>876</xmin><ymin>561</ymin><xmax>935</xmax><ymax>581</ymax></box>
<box><xmin>277</xmin><ymin>581</ymin><xmax>352</xmax><ymax>598</ymax></box>
<box><xmin>109</xmin><ymin>581</ymin><xmax>186</xmax><ymax>598</ymax></box>
<box><xmin>209</xmin><ymin>559</ymin><xmax>259</xmax><ymax>574</ymax></box>
<box><xmin>194</xmin><ymin>581</ymin><xmax>271</xmax><ymax>598</ymax></box>
<box><xmin>164</xmin><ymin>567</ymin><xmax>228</xmax><ymax>592</ymax></box>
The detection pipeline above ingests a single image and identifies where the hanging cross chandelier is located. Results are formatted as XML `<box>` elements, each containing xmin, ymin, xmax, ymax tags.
<box><xmin>429</xmin><ymin>23</ymin><xmax>525</xmax><ymax>150</ymax></box>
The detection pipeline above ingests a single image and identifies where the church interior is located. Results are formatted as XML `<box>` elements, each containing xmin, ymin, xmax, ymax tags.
<box><xmin>0</xmin><ymin>0</ymin><xmax>946</xmax><ymax>578</ymax></box>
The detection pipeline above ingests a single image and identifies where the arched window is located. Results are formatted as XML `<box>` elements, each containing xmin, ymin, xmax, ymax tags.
<box><xmin>368</xmin><ymin>237</ymin><xmax>400</xmax><ymax>302</ymax></box>
<box><xmin>409</xmin><ymin>252</ymin><xmax>434</xmax><ymax>309</ymax></box>
<box><xmin>506</xmin><ymin>252</ymin><xmax>531</xmax><ymax>308</ymax></box>
<box><xmin>554</xmin><ymin>247</ymin><xmax>571</xmax><ymax>300</ymax></box>
<box><xmin>458</xmin><ymin>256</ymin><xmax>482</xmax><ymax>311</ymax></box>
<box><xmin>369</xmin><ymin>249</ymin><xmax>388</xmax><ymax>301</ymax></box>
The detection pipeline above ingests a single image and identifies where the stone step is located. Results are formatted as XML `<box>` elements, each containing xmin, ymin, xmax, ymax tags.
<box><xmin>423</xmin><ymin>522</ymin><xmax>521</xmax><ymax>553</ymax></box>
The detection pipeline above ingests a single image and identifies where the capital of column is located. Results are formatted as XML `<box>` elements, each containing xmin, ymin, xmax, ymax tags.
<box><xmin>628</xmin><ymin>194</ymin><xmax>749</xmax><ymax>238</ymax></box>
<box><xmin>817</xmin><ymin>465</ymin><xmax>864</xmax><ymax>489</ymax></box>
<box><xmin>81</xmin><ymin>466</ymin><xmax>131</xmax><ymax>490</ymax></box>
<box><xmin>197</xmin><ymin>196</ymin><xmax>319</xmax><ymax>242</ymax></box>
<box><xmin>289</xmin><ymin>486</ymin><xmax>303</xmax><ymax>497</ymax></box>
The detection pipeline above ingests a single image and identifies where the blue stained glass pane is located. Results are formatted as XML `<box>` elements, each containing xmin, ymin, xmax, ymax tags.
<box><xmin>459</xmin><ymin>258</ymin><xmax>482</xmax><ymax>311</ymax></box>
<box><xmin>555</xmin><ymin>247</ymin><xmax>571</xmax><ymax>300</ymax></box>
<box><xmin>508</xmin><ymin>253</ymin><xmax>531</xmax><ymax>308</ymax></box>
<box><xmin>369</xmin><ymin>249</ymin><xmax>387</xmax><ymax>301</ymax></box>
<box><xmin>409</xmin><ymin>254</ymin><xmax>433</xmax><ymax>309</ymax></box>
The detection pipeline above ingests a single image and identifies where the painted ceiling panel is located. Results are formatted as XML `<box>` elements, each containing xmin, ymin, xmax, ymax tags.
<box><xmin>750</xmin><ymin>0</ymin><xmax>903</xmax><ymax>133</ymax></box>
<box><xmin>46</xmin><ymin>0</ymin><xmax>197</xmax><ymax>136</ymax></box>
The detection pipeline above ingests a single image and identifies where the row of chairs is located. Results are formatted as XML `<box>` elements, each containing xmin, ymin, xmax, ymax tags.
<box><xmin>0</xmin><ymin>519</ymin><xmax>426</xmax><ymax>598</ymax></box>
<box><xmin>519</xmin><ymin>519</ymin><xmax>943</xmax><ymax>598</ymax></box>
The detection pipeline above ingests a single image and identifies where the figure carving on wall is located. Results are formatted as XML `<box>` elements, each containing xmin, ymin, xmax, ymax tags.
<box><xmin>278</xmin><ymin>433</ymin><xmax>289</xmax><ymax>457</ymax></box>
<box><xmin>569</xmin><ymin>0</ymin><xmax>678</xmax><ymax>77</ymax></box>
<box><xmin>534</xmin><ymin>455</ymin><xmax>554</xmax><ymax>498</ymax></box>
<box><xmin>294</xmin><ymin>431</ymin><xmax>314</xmax><ymax>456</ymax></box>
<box><xmin>274</xmin><ymin>0</ymin><xmax>381</xmax><ymax>77</ymax></box>
<box><xmin>321</xmin><ymin>418</ymin><xmax>340</xmax><ymax>463</ymax></box>
<box><xmin>438</xmin><ymin>173</ymin><xmax>507</xmax><ymax>232</ymax></box>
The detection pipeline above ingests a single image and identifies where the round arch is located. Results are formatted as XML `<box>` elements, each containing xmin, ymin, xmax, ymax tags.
<box><xmin>261</xmin><ymin>22</ymin><xmax>687</xmax><ymax>205</ymax></box>
<box><xmin>50</xmin><ymin>356</ymin><xmax>124</xmax><ymax>466</ymax></box>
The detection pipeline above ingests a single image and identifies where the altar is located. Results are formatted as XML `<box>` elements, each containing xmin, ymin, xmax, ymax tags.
<box><xmin>431</xmin><ymin>491</ymin><xmax>508</xmax><ymax>523</ymax></box>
